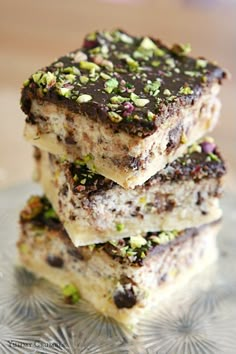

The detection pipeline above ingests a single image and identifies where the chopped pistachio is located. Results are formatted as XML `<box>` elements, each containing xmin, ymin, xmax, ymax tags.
<box><xmin>134</xmin><ymin>37</ymin><xmax>165</xmax><ymax>60</ymax></box>
<box><xmin>118</xmin><ymin>53</ymin><xmax>139</xmax><ymax>72</ymax></box>
<box><xmin>44</xmin><ymin>208</ymin><xmax>58</xmax><ymax>219</ymax></box>
<box><xmin>63</xmin><ymin>66</ymin><xmax>80</xmax><ymax>75</ymax></box>
<box><xmin>196</xmin><ymin>59</ymin><xmax>207</xmax><ymax>69</ymax></box>
<box><xmin>77</xmin><ymin>94</ymin><xmax>92</xmax><ymax>103</ymax></box>
<box><xmin>130</xmin><ymin>235</ymin><xmax>147</xmax><ymax>249</ymax></box>
<box><xmin>107</xmin><ymin>103</ymin><xmax>119</xmax><ymax>110</ymax></box>
<box><xmin>150</xmin><ymin>231</ymin><xmax>177</xmax><ymax>245</ymax></box>
<box><xmin>64</xmin><ymin>74</ymin><xmax>76</xmax><ymax>83</ymax></box>
<box><xmin>80</xmin><ymin>61</ymin><xmax>100</xmax><ymax>71</ymax></box>
<box><xmin>174</xmin><ymin>67</ymin><xmax>180</xmax><ymax>73</ymax></box>
<box><xmin>151</xmin><ymin>60</ymin><xmax>161</xmax><ymax>67</ymax></box>
<box><xmin>63</xmin><ymin>284</ymin><xmax>80</xmax><ymax>304</ymax></box>
<box><xmin>119</xmin><ymin>32</ymin><xmax>134</xmax><ymax>44</ymax></box>
<box><xmin>79</xmin><ymin>75</ymin><xmax>89</xmax><ymax>84</ymax></box>
<box><xmin>130</xmin><ymin>92</ymin><xmax>149</xmax><ymax>107</ymax></box>
<box><xmin>57</xmin><ymin>86</ymin><xmax>72</xmax><ymax>98</ymax></box>
<box><xmin>188</xmin><ymin>143</ymin><xmax>202</xmax><ymax>154</ymax></box>
<box><xmin>172</xmin><ymin>43</ymin><xmax>191</xmax><ymax>56</ymax></box>
<box><xmin>19</xmin><ymin>244</ymin><xmax>29</xmax><ymax>254</ymax></box>
<box><xmin>32</xmin><ymin>71</ymin><xmax>44</xmax><ymax>84</ymax></box>
<box><xmin>184</xmin><ymin>71</ymin><xmax>201</xmax><ymax>78</ymax></box>
<box><xmin>80</xmin><ymin>178</ymin><xmax>87</xmax><ymax>185</ymax></box>
<box><xmin>139</xmin><ymin>37</ymin><xmax>158</xmax><ymax>51</ymax></box>
<box><xmin>163</xmin><ymin>89</ymin><xmax>171</xmax><ymax>96</ymax></box>
<box><xmin>110</xmin><ymin>95</ymin><xmax>129</xmax><ymax>104</ymax></box>
<box><xmin>73</xmin><ymin>174</ymin><xmax>79</xmax><ymax>182</ymax></box>
<box><xmin>104</xmin><ymin>78</ymin><xmax>119</xmax><ymax>93</ymax></box>
<box><xmin>88</xmin><ymin>244</ymin><xmax>95</xmax><ymax>252</ymax></box>
<box><xmin>23</xmin><ymin>79</ymin><xmax>30</xmax><ymax>87</ymax></box>
<box><xmin>180</xmin><ymin>132</ymin><xmax>187</xmax><ymax>144</ymax></box>
<box><xmin>144</xmin><ymin>80</ymin><xmax>161</xmax><ymax>96</ymax></box>
<box><xmin>165</xmin><ymin>58</ymin><xmax>175</xmax><ymax>68</ymax></box>
<box><xmin>207</xmin><ymin>152</ymin><xmax>220</xmax><ymax>162</ymax></box>
<box><xmin>100</xmin><ymin>72</ymin><xmax>111</xmax><ymax>80</ymax></box>
<box><xmin>116</xmin><ymin>223</ymin><xmax>125</xmax><ymax>232</ymax></box>
<box><xmin>139</xmin><ymin>196</ymin><xmax>147</xmax><ymax>204</ymax></box>
<box><xmin>73</xmin><ymin>51</ymin><xmax>88</xmax><ymax>63</ymax></box>
<box><xmin>147</xmin><ymin>111</ymin><xmax>156</xmax><ymax>121</ymax></box>
<box><xmin>179</xmin><ymin>86</ymin><xmax>193</xmax><ymax>95</ymax></box>
<box><xmin>108</xmin><ymin>111</ymin><xmax>123</xmax><ymax>123</ymax></box>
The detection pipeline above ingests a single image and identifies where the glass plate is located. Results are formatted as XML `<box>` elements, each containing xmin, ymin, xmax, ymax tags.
<box><xmin>0</xmin><ymin>182</ymin><xmax>236</xmax><ymax>354</ymax></box>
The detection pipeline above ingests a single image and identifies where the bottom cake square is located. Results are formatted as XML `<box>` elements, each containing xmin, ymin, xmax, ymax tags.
<box><xmin>17</xmin><ymin>196</ymin><xmax>220</xmax><ymax>328</ymax></box>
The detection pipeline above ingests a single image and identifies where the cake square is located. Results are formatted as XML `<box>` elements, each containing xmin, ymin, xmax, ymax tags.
<box><xmin>21</xmin><ymin>30</ymin><xmax>227</xmax><ymax>188</ymax></box>
<box><xmin>18</xmin><ymin>196</ymin><xmax>220</xmax><ymax>327</ymax></box>
<box><xmin>34</xmin><ymin>139</ymin><xmax>225</xmax><ymax>246</ymax></box>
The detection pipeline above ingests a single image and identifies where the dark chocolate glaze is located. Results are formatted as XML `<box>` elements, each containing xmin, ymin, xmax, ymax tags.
<box><xmin>21</xmin><ymin>30</ymin><xmax>227</xmax><ymax>138</ymax></box>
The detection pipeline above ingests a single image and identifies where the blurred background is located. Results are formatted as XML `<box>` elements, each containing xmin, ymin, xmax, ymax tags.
<box><xmin>0</xmin><ymin>0</ymin><xmax>235</xmax><ymax>190</ymax></box>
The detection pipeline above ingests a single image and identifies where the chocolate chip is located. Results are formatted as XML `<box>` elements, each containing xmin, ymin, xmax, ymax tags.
<box><xmin>113</xmin><ymin>287</ymin><xmax>137</xmax><ymax>309</ymax></box>
<box><xmin>46</xmin><ymin>254</ymin><xmax>64</xmax><ymax>268</ymax></box>
<box><xmin>65</xmin><ymin>135</ymin><xmax>76</xmax><ymax>145</ymax></box>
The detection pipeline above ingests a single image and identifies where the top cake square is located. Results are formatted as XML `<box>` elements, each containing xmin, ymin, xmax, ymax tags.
<box><xmin>21</xmin><ymin>30</ymin><xmax>226</xmax><ymax>188</ymax></box>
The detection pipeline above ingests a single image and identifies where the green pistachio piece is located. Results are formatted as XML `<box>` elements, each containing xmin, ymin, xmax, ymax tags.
<box><xmin>77</xmin><ymin>94</ymin><xmax>92</xmax><ymax>103</ymax></box>
<box><xmin>119</xmin><ymin>32</ymin><xmax>134</xmax><ymax>44</ymax></box>
<box><xmin>172</xmin><ymin>43</ymin><xmax>191</xmax><ymax>56</ymax></box>
<box><xmin>130</xmin><ymin>235</ymin><xmax>147</xmax><ymax>249</ymax></box>
<box><xmin>184</xmin><ymin>71</ymin><xmax>201</xmax><ymax>78</ymax></box>
<box><xmin>100</xmin><ymin>72</ymin><xmax>111</xmax><ymax>80</ymax></box>
<box><xmin>108</xmin><ymin>111</ymin><xmax>123</xmax><ymax>123</ymax></box>
<box><xmin>140</xmin><ymin>37</ymin><xmax>157</xmax><ymax>51</ymax></box>
<box><xmin>104</xmin><ymin>78</ymin><xmax>119</xmax><ymax>93</ymax></box>
<box><xmin>180</xmin><ymin>132</ymin><xmax>187</xmax><ymax>144</ymax></box>
<box><xmin>57</xmin><ymin>87</ymin><xmax>72</xmax><ymax>98</ymax></box>
<box><xmin>23</xmin><ymin>79</ymin><xmax>30</xmax><ymax>87</ymax></box>
<box><xmin>32</xmin><ymin>71</ymin><xmax>44</xmax><ymax>84</ymax></box>
<box><xmin>44</xmin><ymin>208</ymin><xmax>58</xmax><ymax>219</ymax></box>
<box><xmin>188</xmin><ymin>143</ymin><xmax>202</xmax><ymax>154</ymax></box>
<box><xmin>179</xmin><ymin>86</ymin><xmax>193</xmax><ymax>95</ymax></box>
<box><xmin>147</xmin><ymin>111</ymin><xmax>156</xmax><ymax>121</ymax></box>
<box><xmin>80</xmin><ymin>61</ymin><xmax>100</xmax><ymax>71</ymax></box>
<box><xmin>144</xmin><ymin>80</ymin><xmax>161</xmax><ymax>96</ymax></box>
<box><xmin>130</xmin><ymin>92</ymin><xmax>149</xmax><ymax>107</ymax></box>
<box><xmin>19</xmin><ymin>243</ymin><xmax>29</xmax><ymax>254</ymax></box>
<box><xmin>80</xmin><ymin>75</ymin><xmax>89</xmax><ymax>84</ymax></box>
<box><xmin>63</xmin><ymin>284</ymin><xmax>80</xmax><ymax>304</ymax></box>
<box><xmin>163</xmin><ymin>89</ymin><xmax>171</xmax><ymax>96</ymax></box>
<box><xmin>196</xmin><ymin>59</ymin><xmax>207</xmax><ymax>69</ymax></box>
<box><xmin>207</xmin><ymin>153</ymin><xmax>220</xmax><ymax>162</ymax></box>
<box><xmin>151</xmin><ymin>60</ymin><xmax>161</xmax><ymax>67</ymax></box>
<box><xmin>116</xmin><ymin>223</ymin><xmax>125</xmax><ymax>232</ymax></box>
<box><xmin>63</xmin><ymin>66</ymin><xmax>80</xmax><ymax>75</ymax></box>
<box><xmin>165</xmin><ymin>58</ymin><xmax>175</xmax><ymax>68</ymax></box>
<box><xmin>110</xmin><ymin>95</ymin><xmax>129</xmax><ymax>104</ymax></box>
<box><xmin>73</xmin><ymin>51</ymin><xmax>88</xmax><ymax>63</ymax></box>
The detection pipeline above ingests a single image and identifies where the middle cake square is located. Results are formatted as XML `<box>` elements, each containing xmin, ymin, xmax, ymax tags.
<box><xmin>34</xmin><ymin>139</ymin><xmax>225</xmax><ymax>246</ymax></box>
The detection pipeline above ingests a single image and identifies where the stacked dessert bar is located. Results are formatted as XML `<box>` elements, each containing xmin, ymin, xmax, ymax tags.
<box><xmin>18</xmin><ymin>30</ymin><xmax>227</xmax><ymax>327</ymax></box>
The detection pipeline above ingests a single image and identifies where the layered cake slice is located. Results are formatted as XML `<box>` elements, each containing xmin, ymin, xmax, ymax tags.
<box><xmin>18</xmin><ymin>196</ymin><xmax>220</xmax><ymax>327</ymax></box>
<box><xmin>21</xmin><ymin>30</ymin><xmax>227</xmax><ymax>188</ymax></box>
<box><xmin>34</xmin><ymin>139</ymin><xmax>226</xmax><ymax>246</ymax></box>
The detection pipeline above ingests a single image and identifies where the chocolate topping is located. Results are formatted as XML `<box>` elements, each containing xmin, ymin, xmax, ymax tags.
<box><xmin>21</xmin><ymin>30</ymin><xmax>227</xmax><ymax>138</ymax></box>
